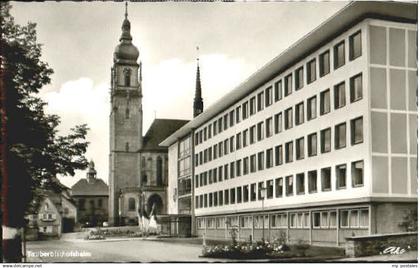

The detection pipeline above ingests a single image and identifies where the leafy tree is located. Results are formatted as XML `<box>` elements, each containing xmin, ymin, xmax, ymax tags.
<box><xmin>1</xmin><ymin>2</ymin><xmax>89</xmax><ymax>262</ymax></box>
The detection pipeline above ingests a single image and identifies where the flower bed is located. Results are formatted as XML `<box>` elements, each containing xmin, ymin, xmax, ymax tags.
<box><xmin>202</xmin><ymin>240</ymin><xmax>344</xmax><ymax>260</ymax></box>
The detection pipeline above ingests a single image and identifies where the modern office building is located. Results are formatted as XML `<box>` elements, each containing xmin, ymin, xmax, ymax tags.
<box><xmin>161</xmin><ymin>1</ymin><xmax>417</xmax><ymax>245</ymax></box>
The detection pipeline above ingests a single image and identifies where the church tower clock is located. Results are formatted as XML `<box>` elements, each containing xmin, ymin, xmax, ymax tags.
<box><xmin>108</xmin><ymin>4</ymin><xmax>143</xmax><ymax>225</ymax></box>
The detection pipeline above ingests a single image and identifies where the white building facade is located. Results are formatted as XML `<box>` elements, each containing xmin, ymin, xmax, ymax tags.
<box><xmin>162</xmin><ymin>2</ymin><xmax>417</xmax><ymax>245</ymax></box>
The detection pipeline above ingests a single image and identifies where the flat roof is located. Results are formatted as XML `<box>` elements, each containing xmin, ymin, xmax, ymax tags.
<box><xmin>160</xmin><ymin>1</ymin><xmax>417</xmax><ymax>147</ymax></box>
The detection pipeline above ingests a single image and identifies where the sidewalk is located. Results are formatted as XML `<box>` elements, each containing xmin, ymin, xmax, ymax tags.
<box><xmin>337</xmin><ymin>250</ymin><xmax>417</xmax><ymax>262</ymax></box>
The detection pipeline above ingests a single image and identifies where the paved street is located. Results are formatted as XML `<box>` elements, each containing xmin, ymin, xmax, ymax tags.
<box><xmin>26</xmin><ymin>239</ymin><xmax>218</xmax><ymax>263</ymax></box>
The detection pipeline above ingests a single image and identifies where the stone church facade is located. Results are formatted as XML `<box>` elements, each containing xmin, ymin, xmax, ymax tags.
<box><xmin>108</xmin><ymin>6</ymin><xmax>188</xmax><ymax>226</ymax></box>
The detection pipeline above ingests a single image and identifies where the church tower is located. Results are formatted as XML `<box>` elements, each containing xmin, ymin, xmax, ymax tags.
<box><xmin>193</xmin><ymin>49</ymin><xmax>203</xmax><ymax>117</ymax></box>
<box><xmin>109</xmin><ymin>3</ymin><xmax>143</xmax><ymax>225</ymax></box>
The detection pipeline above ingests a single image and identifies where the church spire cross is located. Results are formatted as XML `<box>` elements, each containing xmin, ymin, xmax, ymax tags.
<box><xmin>125</xmin><ymin>1</ymin><xmax>128</xmax><ymax>19</ymax></box>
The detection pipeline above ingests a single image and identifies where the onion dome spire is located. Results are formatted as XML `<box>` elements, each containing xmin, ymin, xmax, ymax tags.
<box><xmin>193</xmin><ymin>46</ymin><xmax>204</xmax><ymax>118</ymax></box>
<box><xmin>114</xmin><ymin>2</ymin><xmax>139</xmax><ymax>63</ymax></box>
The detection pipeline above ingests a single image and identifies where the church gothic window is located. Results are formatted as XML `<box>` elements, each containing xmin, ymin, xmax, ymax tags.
<box><xmin>123</xmin><ymin>68</ymin><xmax>131</xmax><ymax>87</ymax></box>
<box><xmin>128</xmin><ymin>198</ymin><xmax>136</xmax><ymax>211</ymax></box>
<box><xmin>125</xmin><ymin>108</ymin><xmax>130</xmax><ymax>119</ymax></box>
<box><xmin>156</xmin><ymin>156</ymin><xmax>163</xmax><ymax>186</ymax></box>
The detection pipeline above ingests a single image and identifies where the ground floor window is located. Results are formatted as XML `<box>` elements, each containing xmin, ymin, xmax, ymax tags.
<box><xmin>271</xmin><ymin>213</ymin><xmax>288</xmax><ymax>228</ymax></box>
<box><xmin>313</xmin><ymin>210</ymin><xmax>337</xmax><ymax>229</ymax></box>
<box><xmin>240</xmin><ymin>216</ymin><xmax>252</xmax><ymax>229</ymax></box>
<box><xmin>340</xmin><ymin>208</ymin><xmax>369</xmax><ymax>229</ymax></box>
<box><xmin>216</xmin><ymin>217</ymin><xmax>225</xmax><ymax>229</ymax></box>
<box><xmin>254</xmin><ymin>215</ymin><xmax>269</xmax><ymax>229</ymax></box>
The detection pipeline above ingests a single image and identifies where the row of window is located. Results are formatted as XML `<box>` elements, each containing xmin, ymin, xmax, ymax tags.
<box><xmin>197</xmin><ymin>207</ymin><xmax>368</xmax><ymax>230</ymax></box>
<box><xmin>195</xmin><ymin>73</ymin><xmax>363</xmax><ymax>167</ymax></box>
<box><xmin>194</xmin><ymin>30</ymin><xmax>362</xmax><ymax>147</ymax></box>
<box><xmin>194</xmin><ymin>116</ymin><xmax>363</xmax><ymax>189</ymax></box>
<box><xmin>195</xmin><ymin>159</ymin><xmax>364</xmax><ymax>209</ymax></box>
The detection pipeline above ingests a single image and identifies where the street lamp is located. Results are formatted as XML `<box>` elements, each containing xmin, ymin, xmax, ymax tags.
<box><xmin>260</xmin><ymin>186</ymin><xmax>267</xmax><ymax>241</ymax></box>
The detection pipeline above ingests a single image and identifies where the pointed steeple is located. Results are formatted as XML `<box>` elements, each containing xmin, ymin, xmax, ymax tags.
<box><xmin>193</xmin><ymin>46</ymin><xmax>204</xmax><ymax>117</ymax></box>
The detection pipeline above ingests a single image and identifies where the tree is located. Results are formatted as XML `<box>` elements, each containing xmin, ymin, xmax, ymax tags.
<box><xmin>1</xmin><ymin>3</ymin><xmax>89</xmax><ymax>262</ymax></box>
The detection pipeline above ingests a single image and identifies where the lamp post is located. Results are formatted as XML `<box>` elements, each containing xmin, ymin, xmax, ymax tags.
<box><xmin>260</xmin><ymin>186</ymin><xmax>267</xmax><ymax>241</ymax></box>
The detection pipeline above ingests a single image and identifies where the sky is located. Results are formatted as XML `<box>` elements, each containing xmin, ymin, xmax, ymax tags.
<box><xmin>11</xmin><ymin>1</ymin><xmax>349</xmax><ymax>188</ymax></box>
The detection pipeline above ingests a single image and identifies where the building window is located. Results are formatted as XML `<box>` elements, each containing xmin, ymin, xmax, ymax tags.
<box><xmin>251</xmin><ymin>183</ymin><xmax>257</xmax><ymax>201</ymax></box>
<box><xmin>285</xmin><ymin>107</ymin><xmax>293</xmax><ymax>129</ymax></box>
<box><xmin>313</xmin><ymin>212</ymin><xmax>321</xmax><ymax>228</ymax></box>
<box><xmin>321</xmin><ymin>128</ymin><xmax>331</xmax><ymax>153</ymax></box>
<box><xmin>213</xmin><ymin>121</ymin><xmax>217</xmax><ymax>136</ymax></box>
<box><xmin>230</xmin><ymin>188</ymin><xmax>236</xmax><ymax>204</ymax></box>
<box><xmin>236</xmin><ymin>159</ymin><xmax>242</xmax><ymax>177</ymax></box>
<box><xmin>349</xmin><ymin>30</ymin><xmax>362</xmax><ymax>61</ymax></box>
<box><xmin>335</xmin><ymin>122</ymin><xmax>347</xmax><ymax>149</ymax></box>
<box><xmin>296</xmin><ymin>137</ymin><xmax>304</xmax><ymax>160</ymax></box>
<box><xmin>224</xmin><ymin>190</ymin><xmax>229</xmax><ymax>205</ymax></box>
<box><xmin>237</xmin><ymin>187</ymin><xmax>242</xmax><ymax>203</ymax></box>
<box><xmin>267</xmin><ymin>85</ymin><xmax>275</xmax><ymax>104</ymax></box>
<box><xmin>229</xmin><ymin>110</ymin><xmax>235</xmax><ymax>127</ymax></box>
<box><xmin>319</xmin><ymin>50</ymin><xmax>330</xmax><ymax>77</ymax></box>
<box><xmin>330</xmin><ymin>211</ymin><xmax>337</xmax><ymax>228</ymax></box>
<box><xmin>250</xmin><ymin>125</ymin><xmax>256</xmax><ymax>144</ymax></box>
<box><xmin>320</xmin><ymin>89</ymin><xmax>330</xmax><ymax>115</ymax></box>
<box><xmin>230</xmin><ymin>162</ymin><xmax>235</xmax><ymax>178</ymax></box>
<box><xmin>286</xmin><ymin>175</ymin><xmax>293</xmax><ymax>196</ymax></box>
<box><xmin>242</xmin><ymin>102</ymin><xmax>249</xmax><ymax>120</ymax></box>
<box><xmin>243</xmin><ymin>157</ymin><xmax>249</xmax><ymax>175</ymax></box>
<box><xmin>224</xmin><ymin>139</ymin><xmax>229</xmax><ymax>155</ymax></box>
<box><xmin>275</xmin><ymin>178</ymin><xmax>283</xmax><ymax>198</ymax></box>
<box><xmin>229</xmin><ymin>136</ymin><xmax>236</xmax><ymax>152</ymax></box>
<box><xmin>128</xmin><ymin>198</ymin><xmax>136</xmax><ymax>211</ymax></box>
<box><xmin>295</xmin><ymin>67</ymin><xmax>304</xmax><ymax>90</ymax></box>
<box><xmin>285</xmin><ymin>141</ymin><xmax>293</xmax><ymax>163</ymax></box>
<box><xmin>295</xmin><ymin>102</ymin><xmax>304</xmax><ymax>126</ymax></box>
<box><xmin>266</xmin><ymin>148</ymin><xmax>273</xmax><ymax>169</ymax></box>
<box><xmin>307</xmin><ymin>59</ymin><xmax>316</xmax><ymax>84</ymax></box>
<box><xmin>334</xmin><ymin>41</ymin><xmax>345</xmax><ymax>69</ymax></box>
<box><xmin>321</xmin><ymin>167</ymin><xmax>331</xmax><ymax>191</ymax></box>
<box><xmin>308</xmin><ymin>170</ymin><xmax>317</xmax><ymax>193</ymax></box>
<box><xmin>243</xmin><ymin>185</ymin><xmax>249</xmax><ymax>202</ymax></box>
<box><xmin>296</xmin><ymin>173</ymin><xmax>305</xmax><ymax>195</ymax></box>
<box><xmin>360</xmin><ymin>209</ymin><xmax>369</xmax><ymax>227</ymax></box>
<box><xmin>236</xmin><ymin>106</ymin><xmax>241</xmax><ymax>124</ymax></box>
<box><xmin>243</xmin><ymin>129</ymin><xmax>248</xmax><ymax>147</ymax></box>
<box><xmin>351</xmin><ymin>117</ymin><xmax>363</xmax><ymax>145</ymax></box>
<box><xmin>308</xmin><ymin>132</ymin><xmax>317</xmax><ymax>157</ymax></box>
<box><xmin>334</xmin><ymin>82</ymin><xmax>346</xmax><ymax>109</ymax></box>
<box><xmin>209</xmin><ymin>193</ymin><xmax>213</xmax><ymax>207</ymax></box>
<box><xmin>224</xmin><ymin>164</ymin><xmax>229</xmax><ymax>180</ymax></box>
<box><xmin>266</xmin><ymin>180</ymin><xmax>274</xmax><ymax>199</ymax></box>
<box><xmin>336</xmin><ymin>164</ymin><xmax>347</xmax><ymax>189</ymax></box>
<box><xmin>275</xmin><ymin>145</ymin><xmax>283</xmax><ymax>166</ymax></box>
<box><xmin>352</xmin><ymin>160</ymin><xmax>364</xmax><ymax>187</ymax></box>
<box><xmin>266</xmin><ymin>117</ymin><xmax>273</xmax><ymax>138</ymax></box>
<box><xmin>340</xmin><ymin>210</ymin><xmax>349</xmax><ymax>228</ymax></box>
<box><xmin>257</xmin><ymin>151</ymin><xmax>265</xmax><ymax>171</ymax></box>
<box><xmin>257</xmin><ymin>181</ymin><xmax>265</xmax><ymax>200</ymax></box>
<box><xmin>250</xmin><ymin>96</ymin><xmax>256</xmax><ymax>116</ymax></box>
<box><xmin>218</xmin><ymin>117</ymin><xmax>223</xmax><ymax>133</ymax></box>
<box><xmin>235</xmin><ymin>133</ymin><xmax>241</xmax><ymax>150</ymax></box>
<box><xmin>274</xmin><ymin>80</ymin><xmax>282</xmax><ymax>102</ymax></box>
<box><xmin>208</xmin><ymin>125</ymin><xmax>212</xmax><ymax>139</ymax></box>
<box><xmin>224</xmin><ymin>114</ymin><xmax>228</xmax><ymax>130</ymax></box>
<box><xmin>285</xmin><ymin>74</ymin><xmax>293</xmax><ymax>96</ymax></box>
<box><xmin>218</xmin><ymin>191</ymin><xmax>223</xmax><ymax>206</ymax></box>
<box><xmin>307</xmin><ymin>96</ymin><xmax>317</xmax><ymax>121</ymax></box>
<box><xmin>274</xmin><ymin>112</ymin><xmax>282</xmax><ymax>134</ymax></box>
<box><xmin>257</xmin><ymin>121</ymin><xmax>264</xmax><ymax>141</ymax></box>
<box><xmin>257</xmin><ymin>92</ymin><xmax>264</xmax><ymax>112</ymax></box>
<box><xmin>250</xmin><ymin>154</ymin><xmax>256</xmax><ymax>173</ymax></box>
<box><xmin>350</xmin><ymin>73</ymin><xmax>363</xmax><ymax>102</ymax></box>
